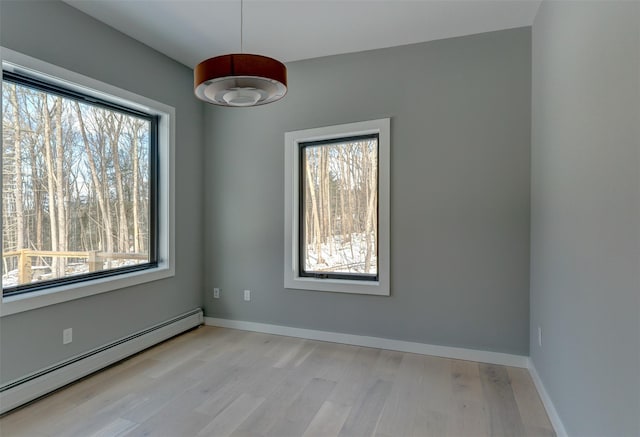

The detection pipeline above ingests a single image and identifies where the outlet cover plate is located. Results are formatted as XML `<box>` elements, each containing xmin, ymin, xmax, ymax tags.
<box><xmin>63</xmin><ymin>328</ymin><xmax>73</xmax><ymax>344</ymax></box>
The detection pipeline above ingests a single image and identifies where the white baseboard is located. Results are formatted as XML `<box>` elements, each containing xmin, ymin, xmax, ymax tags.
<box><xmin>527</xmin><ymin>359</ymin><xmax>568</xmax><ymax>437</ymax></box>
<box><xmin>0</xmin><ymin>308</ymin><xmax>203</xmax><ymax>415</ymax></box>
<box><xmin>204</xmin><ymin>317</ymin><xmax>529</xmax><ymax>368</ymax></box>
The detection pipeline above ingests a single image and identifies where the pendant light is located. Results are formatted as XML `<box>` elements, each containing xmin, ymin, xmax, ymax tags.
<box><xmin>194</xmin><ymin>0</ymin><xmax>287</xmax><ymax>107</ymax></box>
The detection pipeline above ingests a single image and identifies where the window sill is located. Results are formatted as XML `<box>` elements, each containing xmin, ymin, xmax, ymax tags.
<box><xmin>284</xmin><ymin>275</ymin><xmax>389</xmax><ymax>296</ymax></box>
<box><xmin>0</xmin><ymin>263</ymin><xmax>174</xmax><ymax>317</ymax></box>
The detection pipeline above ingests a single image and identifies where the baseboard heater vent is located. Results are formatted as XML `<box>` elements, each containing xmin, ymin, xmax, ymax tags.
<box><xmin>0</xmin><ymin>308</ymin><xmax>203</xmax><ymax>415</ymax></box>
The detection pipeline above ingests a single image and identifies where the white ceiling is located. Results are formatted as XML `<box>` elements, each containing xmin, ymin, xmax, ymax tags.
<box><xmin>63</xmin><ymin>0</ymin><xmax>542</xmax><ymax>68</ymax></box>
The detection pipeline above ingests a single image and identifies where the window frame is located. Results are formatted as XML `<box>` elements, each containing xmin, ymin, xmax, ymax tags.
<box><xmin>0</xmin><ymin>47</ymin><xmax>175</xmax><ymax>317</ymax></box>
<box><xmin>298</xmin><ymin>133</ymin><xmax>379</xmax><ymax>282</ymax></box>
<box><xmin>284</xmin><ymin>118</ymin><xmax>390</xmax><ymax>296</ymax></box>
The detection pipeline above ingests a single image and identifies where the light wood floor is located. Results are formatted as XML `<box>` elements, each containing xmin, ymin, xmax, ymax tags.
<box><xmin>0</xmin><ymin>326</ymin><xmax>554</xmax><ymax>437</ymax></box>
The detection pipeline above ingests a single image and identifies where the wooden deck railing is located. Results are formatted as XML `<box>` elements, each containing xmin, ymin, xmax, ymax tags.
<box><xmin>2</xmin><ymin>249</ymin><xmax>148</xmax><ymax>284</ymax></box>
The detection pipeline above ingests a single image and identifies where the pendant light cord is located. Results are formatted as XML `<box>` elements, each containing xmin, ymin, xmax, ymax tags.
<box><xmin>240</xmin><ymin>0</ymin><xmax>244</xmax><ymax>53</ymax></box>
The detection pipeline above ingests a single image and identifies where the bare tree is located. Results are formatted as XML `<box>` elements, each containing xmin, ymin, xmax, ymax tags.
<box><xmin>74</xmin><ymin>102</ymin><xmax>113</xmax><ymax>256</ymax></box>
<box><xmin>363</xmin><ymin>141</ymin><xmax>377</xmax><ymax>273</ymax></box>
<box><xmin>130</xmin><ymin>120</ymin><xmax>144</xmax><ymax>254</ymax></box>
<box><xmin>106</xmin><ymin>112</ymin><xmax>129</xmax><ymax>253</ymax></box>
<box><xmin>42</xmin><ymin>94</ymin><xmax>60</xmax><ymax>275</ymax></box>
<box><xmin>8</xmin><ymin>85</ymin><xmax>24</xmax><ymax>252</ymax></box>
<box><xmin>54</xmin><ymin>98</ymin><xmax>67</xmax><ymax>276</ymax></box>
<box><xmin>305</xmin><ymin>148</ymin><xmax>324</xmax><ymax>266</ymax></box>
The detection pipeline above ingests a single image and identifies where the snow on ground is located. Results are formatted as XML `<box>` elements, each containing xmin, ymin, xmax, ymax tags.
<box><xmin>2</xmin><ymin>270</ymin><xmax>18</xmax><ymax>288</ymax></box>
<box><xmin>2</xmin><ymin>259</ymin><xmax>144</xmax><ymax>288</ymax></box>
<box><xmin>304</xmin><ymin>233</ymin><xmax>377</xmax><ymax>274</ymax></box>
<box><xmin>2</xmin><ymin>235</ymin><xmax>374</xmax><ymax>288</ymax></box>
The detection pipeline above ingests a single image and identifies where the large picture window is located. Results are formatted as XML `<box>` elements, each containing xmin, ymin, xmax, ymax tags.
<box><xmin>285</xmin><ymin>119</ymin><xmax>390</xmax><ymax>296</ymax></box>
<box><xmin>1</xmin><ymin>48</ymin><xmax>174</xmax><ymax>316</ymax></box>
<box><xmin>2</xmin><ymin>72</ymin><xmax>157</xmax><ymax>296</ymax></box>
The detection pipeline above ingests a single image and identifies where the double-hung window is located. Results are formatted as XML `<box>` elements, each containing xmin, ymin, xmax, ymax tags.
<box><xmin>285</xmin><ymin>119</ymin><xmax>390</xmax><ymax>295</ymax></box>
<box><xmin>1</xmin><ymin>48</ymin><xmax>174</xmax><ymax>316</ymax></box>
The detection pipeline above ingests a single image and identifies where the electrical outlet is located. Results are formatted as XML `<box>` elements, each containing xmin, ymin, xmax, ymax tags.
<box><xmin>63</xmin><ymin>328</ymin><xmax>73</xmax><ymax>345</ymax></box>
<box><xmin>244</xmin><ymin>289</ymin><xmax>251</xmax><ymax>301</ymax></box>
<box><xmin>538</xmin><ymin>326</ymin><xmax>542</xmax><ymax>347</ymax></box>
<box><xmin>213</xmin><ymin>288</ymin><xmax>220</xmax><ymax>299</ymax></box>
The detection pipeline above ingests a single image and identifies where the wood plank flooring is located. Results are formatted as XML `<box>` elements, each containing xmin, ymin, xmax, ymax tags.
<box><xmin>0</xmin><ymin>326</ymin><xmax>554</xmax><ymax>437</ymax></box>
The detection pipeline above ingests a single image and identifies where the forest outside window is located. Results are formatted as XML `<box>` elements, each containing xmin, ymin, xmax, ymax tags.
<box><xmin>300</xmin><ymin>135</ymin><xmax>378</xmax><ymax>281</ymax></box>
<box><xmin>1</xmin><ymin>49</ymin><xmax>174</xmax><ymax>315</ymax></box>
<box><xmin>2</xmin><ymin>72</ymin><xmax>156</xmax><ymax>296</ymax></box>
<box><xmin>285</xmin><ymin>119</ymin><xmax>390</xmax><ymax>296</ymax></box>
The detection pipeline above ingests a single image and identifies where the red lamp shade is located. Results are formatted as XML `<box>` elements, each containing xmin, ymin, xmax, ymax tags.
<box><xmin>194</xmin><ymin>54</ymin><xmax>287</xmax><ymax>107</ymax></box>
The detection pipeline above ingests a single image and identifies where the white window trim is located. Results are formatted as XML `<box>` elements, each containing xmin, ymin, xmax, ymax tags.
<box><xmin>284</xmin><ymin>118</ymin><xmax>390</xmax><ymax>296</ymax></box>
<box><xmin>0</xmin><ymin>47</ymin><xmax>175</xmax><ymax>317</ymax></box>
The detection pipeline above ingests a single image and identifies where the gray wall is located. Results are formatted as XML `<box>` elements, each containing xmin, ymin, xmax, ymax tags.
<box><xmin>204</xmin><ymin>28</ymin><xmax>532</xmax><ymax>355</ymax></box>
<box><xmin>530</xmin><ymin>2</ymin><xmax>640</xmax><ymax>436</ymax></box>
<box><xmin>0</xmin><ymin>1</ymin><xmax>204</xmax><ymax>383</ymax></box>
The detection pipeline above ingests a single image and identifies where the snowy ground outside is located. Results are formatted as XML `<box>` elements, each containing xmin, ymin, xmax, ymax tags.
<box><xmin>2</xmin><ymin>259</ymin><xmax>144</xmax><ymax>288</ymax></box>
<box><xmin>304</xmin><ymin>233</ymin><xmax>377</xmax><ymax>274</ymax></box>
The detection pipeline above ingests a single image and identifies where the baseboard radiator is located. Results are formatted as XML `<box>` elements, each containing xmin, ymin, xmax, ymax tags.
<box><xmin>0</xmin><ymin>308</ymin><xmax>203</xmax><ymax>415</ymax></box>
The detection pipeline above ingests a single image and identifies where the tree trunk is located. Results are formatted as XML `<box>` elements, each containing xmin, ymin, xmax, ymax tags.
<box><xmin>322</xmin><ymin>147</ymin><xmax>332</xmax><ymax>256</ymax></box>
<box><xmin>30</xmin><ymin>142</ymin><xmax>43</xmax><ymax>253</ymax></box>
<box><xmin>363</xmin><ymin>141</ymin><xmax>377</xmax><ymax>273</ymax></box>
<box><xmin>131</xmin><ymin>123</ymin><xmax>142</xmax><ymax>254</ymax></box>
<box><xmin>42</xmin><ymin>95</ymin><xmax>59</xmax><ymax>276</ymax></box>
<box><xmin>74</xmin><ymin>102</ymin><xmax>113</xmax><ymax>258</ymax></box>
<box><xmin>9</xmin><ymin>85</ymin><xmax>25</xmax><ymax>252</ymax></box>
<box><xmin>339</xmin><ymin>150</ymin><xmax>347</xmax><ymax>246</ymax></box>
<box><xmin>305</xmin><ymin>149</ymin><xmax>323</xmax><ymax>266</ymax></box>
<box><xmin>108</xmin><ymin>113</ymin><xmax>128</xmax><ymax>252</ymax></box>
<box><xmin>54</xmin><ymin>98</ymin><xmax>67</xmax><ymax>277</ymax></box>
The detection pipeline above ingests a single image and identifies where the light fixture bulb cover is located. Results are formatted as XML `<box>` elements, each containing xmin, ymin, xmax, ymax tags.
<box><xmin>194</xmin><ymin>54</ymin><xmax>287</xmax><ymax>106</ymax></box>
